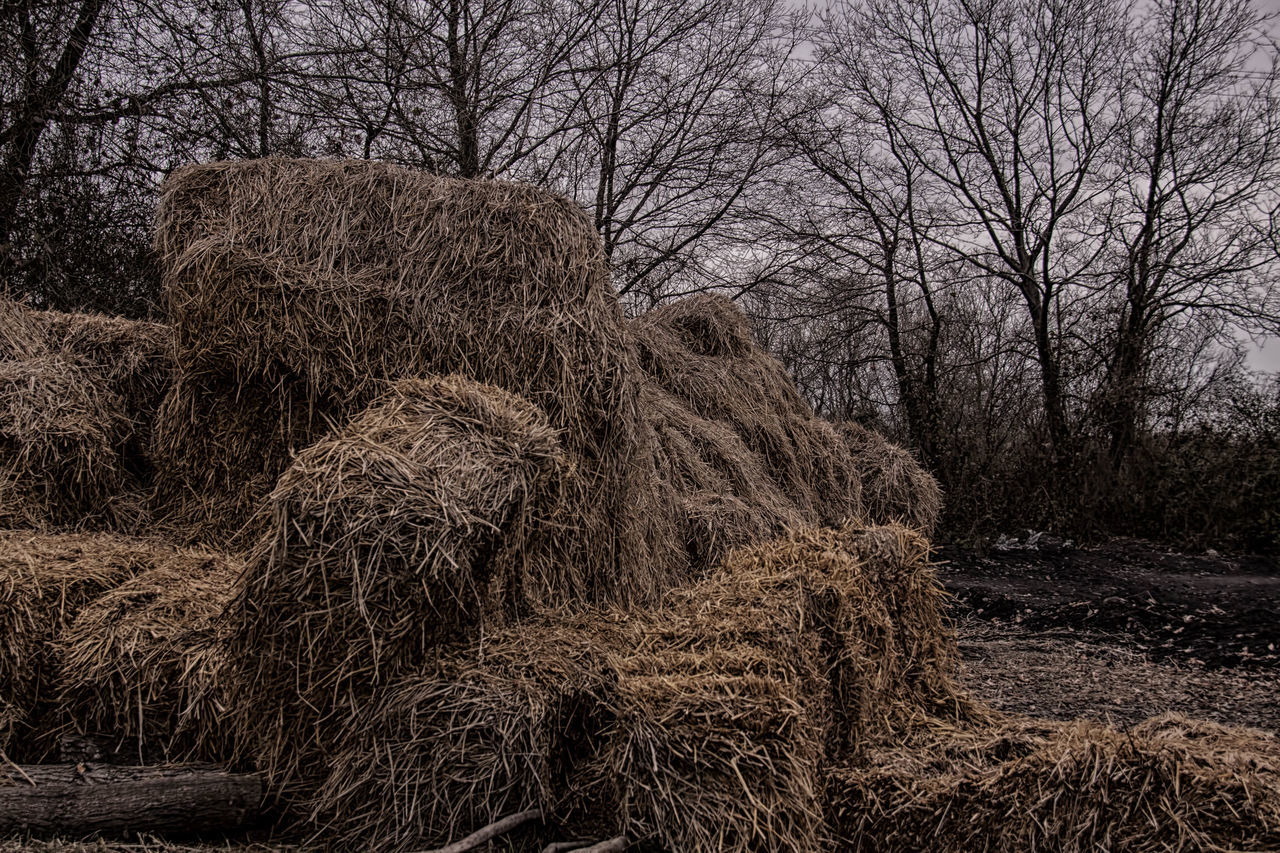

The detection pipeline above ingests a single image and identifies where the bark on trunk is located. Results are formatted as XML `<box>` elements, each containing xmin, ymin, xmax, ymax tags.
<box><xmin>0</xmin><ymin>763</ymin><xmax>264</xmax><ymax>837</ymax></box>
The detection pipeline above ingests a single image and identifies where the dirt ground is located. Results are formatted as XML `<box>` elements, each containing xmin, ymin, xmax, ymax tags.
<box><xmin>942</xmin><ymin>536</ymin><xmax>1280</xmax><ymax>733</ymax></box>
<box><xmin>5</xmin><ymin>537</ymin><xmax>1277</xmax><ymax>852</ymax></box>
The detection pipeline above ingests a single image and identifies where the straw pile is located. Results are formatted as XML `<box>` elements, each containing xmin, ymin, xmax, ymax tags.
<box><xmin>153</xmin><ymin>157</ymin><xmax>673</xmax><ymax>594</ymax></box>
<box><xmin>0</xmin><ymin>300</ymin><xmax>170</xmax><ymax>532</ymax></box>
<box><xmin>223</xmin><ymin>375</ymin><xmax>572</xmax><ymax>795</ymax></box>
<box><xmin>55</xmin><ymin>552</ymin><xmax>240</xmax><ymax>763</ymax></box>
<box><xmin>312</xmin><ymin>522</ymin><xmax>965</xmax><ymax>851</ymax></box>
<box><xmin>634</xmin><ymin>295</ymin><xmax>866</xmax><ymax>565</ymax></box>
<box><xmin>0</xmin><ymin>531</ymin><xmax>192</xmax><ymax>759</ymax></box>
<box><xmin>148</xmin><ymin>374</ymin><xmax>324</xmax><ymax>545</ymax></box>
<box><xmin>0</xmin><ymin>355</ymin><xmax>135</xmax><ymax>528</ymax></box>
<box><xmin>839</xmin><ymin>422</ymin><xmax>941</xmax><ymax>534</ymax></box>
<box><xmin>827</xmin><ymin>712</ymin><xmax>1280</xmax><ymax>851</ymax></box>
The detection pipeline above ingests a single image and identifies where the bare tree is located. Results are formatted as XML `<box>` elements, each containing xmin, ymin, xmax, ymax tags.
<box><xmin>550</xmin><ymin>0</ymin><xmax>799</xmax><ymax>301</ymax></box>
<box><xmin>824</xmin><ymin>0</ymin><xmax>1131</xmax><ymax>459</ymax></box>
<box><xmin>0</xmin><ymin>0</ymin><xmax>104</xmax><ymax>279</ymax></box>
<box><xmin>1098</xmin><ymin>0</ymin><xmax>1280</xmax><ymax>467</ymax></box>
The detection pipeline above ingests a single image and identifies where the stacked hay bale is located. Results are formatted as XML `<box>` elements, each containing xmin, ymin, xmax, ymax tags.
<box><xmin>222</xmin><ymin>376</ymin><xmax>573</xmax><ymax>795</ymax></box>
<box><xmin>313</xmin><ymin>523</ymin><xmax>965</xmax><ymax>851</ymax></box>
<box><xmin>826</xmin><ymin>713</ymin><xmax>1280</xmax><ymax>851</ymax></box>
<box><xmin>152</xmin><ymin>157</ymin><xmax>677</xmax><ymax>590</ymax></box>
<box><xmin>0</xmin><ymin>531</ymin><xmax>222</xmax><ymax>760</ymax></box>
<box><xmin>633</xmin><ymin>295</ymin><xmax>868</xmax><ymax>567</ymax></box>
<box><xmin>0</xmin><ymin>300</ymin><xmax>170</xmax><ymax>532</ymax></box>
<box><xmin>55</xmin><ymin>551</ymin><xmax>240</xmax><ymax>763</ymax></box>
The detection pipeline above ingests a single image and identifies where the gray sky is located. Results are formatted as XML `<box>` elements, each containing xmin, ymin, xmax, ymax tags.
<box><xmin>1243</xmin><ymin>0</ymin><xmax>1280</xmax><ymax>372</ymax></box>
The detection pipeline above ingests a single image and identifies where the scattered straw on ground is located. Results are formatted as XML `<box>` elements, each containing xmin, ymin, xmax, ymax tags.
<box><xmin>957</xmin><ymin>619</ymin><xmax>1280</xmax><ymax>732</ymax></box>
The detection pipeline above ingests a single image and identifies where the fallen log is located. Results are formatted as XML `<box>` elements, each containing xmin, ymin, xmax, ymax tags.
<box><xmin>0</xmin><ymin>763</ymin><xmax>263</xmax><ymax>837</ymax></box>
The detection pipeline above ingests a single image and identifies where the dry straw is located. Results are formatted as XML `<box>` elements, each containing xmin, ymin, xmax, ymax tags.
<box><xmin>0</xmin><ymin>531</ymin><xmax>181</xmax><ymax>759</ymax></box>
<box><xmin>153</xmin><ymin>157</ymin><xmax>673</xmax><ymax>595</ymax></box>
<box><xmin>55</xmin><ymin>552</ymin><xmax>240</xmax><ymax>764</ymax></box>
<box><xmin>827</xmin><ymin>712</ymin><xmax>1280</xmax><ymax>852</ymax></box>
<box><xmin>0</xmin><ymin>300</ymin><xmax>171</xmax><ymax>533</ymax></box>
<box><xmin>312</xmin><ymin>523</ymin><xmax>965</xmax><ymax>852</ymax></box>
<box><xmin>634</xmin><ymin>294</ymin><xmax>864</xmax><ymax>527</ymax></box>
<box><xmin>223</xmin><ymin>375</ymin><xmax>572</xmax><ymax>797</ymax></box>
<box><xmin>0</xmin><ymin>355</ymin><xmax>134</xmax><ymax>528</ymax></box>
<box><xmin>838</xmin><ymin>421</ymin><xmax>941</xmax><ymax>535</ymax></box>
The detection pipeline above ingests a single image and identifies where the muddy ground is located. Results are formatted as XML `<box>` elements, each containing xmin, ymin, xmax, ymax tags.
<box><xmin>943</xmin><ymin>536</ymin><xmax>1280</xmax><ymax>732</ymax></box>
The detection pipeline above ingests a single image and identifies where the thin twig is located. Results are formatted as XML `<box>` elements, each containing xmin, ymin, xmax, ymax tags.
<box><xmin>0</xmin><ymin>750</ymin><xmax>35</xmax><ymax>786</ymax></box>
<box><xmin>412</xmin><ymin>808</ymin><xmax>543</xmax><ymax>853</ymax></box>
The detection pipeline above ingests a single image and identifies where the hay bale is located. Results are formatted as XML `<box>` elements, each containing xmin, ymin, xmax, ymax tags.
<box><xmin>313</xmin><ymin>523</ymin><xmax>966</xmax><ymax>851</ymax></box>
<box><xmin>0</xmin><ymin>531</ymin><xmax>182</xmax><ymax>759</ymax></box>
<box><xmin>38</xmin><ymin>309</ymin><xmax>171</xmax><ymax>435</ymax></box>
<box><xmin>0</xmin><ymin>355</ymin><xmax>140</xmax><ymax>530</ymax></box>
<box><xmin>635</xmin><ymin>294</ymin><xmax>863</xmax><ymax>533</ymax></box>
<box><xmin>148</xmin><ymin>373</ymin><xmax>326</xmax><ymax>545</ymax></box>
<box><xmin>313</xmin><ymin>612</ymin><xmax>620</xmax><ymax>850</ymax></box>
<box><xmin>826</xmin><ymin>713</ymin><xmax>1280</xmax><ymax>852</ymax></box>
<box><xmin>0</xmin><ymin>302</ymin><xmax>171</xmax><ymax>532</ymax></box>
<box><xmin>224</xmin><ymin>375</ymin><xmax>571</xmax><ymax>795</ymax></box>
<box><xmin>608</xmin><ymin>640</ymin><xmax>826</xmax><ymax>853</ymax></box>
<box><xmin>55</xmin><ymin>553</ymin><xmax>239</xmax><ymax>763</ymax></box>
<box><xmin>154</xmin><ymin>158</ymin><xmax>671</xmax><ymax>594</ymax></box>
<box><xmin>838</xmin><ymin>422</ymin><xmax>941</xmax><ymax>535</ymax></box>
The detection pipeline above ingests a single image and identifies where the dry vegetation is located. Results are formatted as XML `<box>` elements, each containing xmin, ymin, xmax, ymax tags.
<box><xmin>1</xmin><ymin>158</ymin><xmax>1277</xmax><ymax>852</ymax></box>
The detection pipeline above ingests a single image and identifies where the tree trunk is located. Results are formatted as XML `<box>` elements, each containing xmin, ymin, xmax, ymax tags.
<box><xmin>0</xmin><ymin>763</ymin><xmax>264</xmax><ymax>837</ymax></box>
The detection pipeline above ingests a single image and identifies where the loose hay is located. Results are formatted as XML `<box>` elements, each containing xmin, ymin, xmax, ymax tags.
<box><xmin>0</xmin><ymin>301</ymin><xmax>171</xmax><ymax>532</ymax></box>
<box><xmin>0</xmin><ymin>299</ymin><xmax>47</xmax><ymax>360</ymax></box>
<box><xmin>154</xmin><ymin>158</ymin><xmax>673</xmax><ymax>594</ymax></box>
<box><xmin>839</xmin><ymin>421</ymin><xmax>941</xmax><ymax>535</ymax></box>
<box><xmin>313</xmin><ymin>523</ymin><xmax>965</xmax><ymax>852</ymax></box>
<box><xmin>0</xmin><ymin>355</ymin><xmax>137</xmax><ymax>529</ymax></box>
<box><xmin>38</xmin><ymin>309</ymin><xmax>172</xmax><ymax>442</ymax></box>
<box><xmin>224</xmin><ymin>376</ymin><xmax>570</xmax><ymax>796</ymax></box>
<box><xmin>827</xmin><ymin>712</ymin><xmax>1280</xmax><ymax>852</ymax></box>
<box><xmin>0</xmin><ymin>531</ymin><xmax>186</xmax><ymax>759</ymax></box>
<box><xmin>634</xmin><ymin>295</ymin><xmax>864</xmax><ymax>547</ymax></box>
<box><xmin>55</xmin><ymin>553</ymin><xmax>240</xmax><ymax>763</ymax></box>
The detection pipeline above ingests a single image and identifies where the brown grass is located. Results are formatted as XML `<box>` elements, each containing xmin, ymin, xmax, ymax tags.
<box><xmin>55</xmin><ymin>552</ymin><xmax>240</xmax><ymax>763</ymax></box>
<box><xmin>222</xmin><ymin>375</ymin><xmax>572</xmax><ymax>798</ymax></box>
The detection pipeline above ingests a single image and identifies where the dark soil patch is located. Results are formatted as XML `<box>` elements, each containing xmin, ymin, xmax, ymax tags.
<box><xmin>938</xmin><ymin>538</ymin><xmax>1280</xmax><ymax>669</ymax></box>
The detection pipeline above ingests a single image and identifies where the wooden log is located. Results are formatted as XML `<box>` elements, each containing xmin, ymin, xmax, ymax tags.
<box><xmin>0</xmin><ymin>763</ymin><xmax>263</xmax><ymax>837</ymax></box>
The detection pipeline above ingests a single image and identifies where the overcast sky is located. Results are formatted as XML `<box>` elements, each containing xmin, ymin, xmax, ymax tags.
<box><xmin>1230</xmin><ymin>0</ymin><xmax>1276</xmax><ymax>372</ymax></box>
